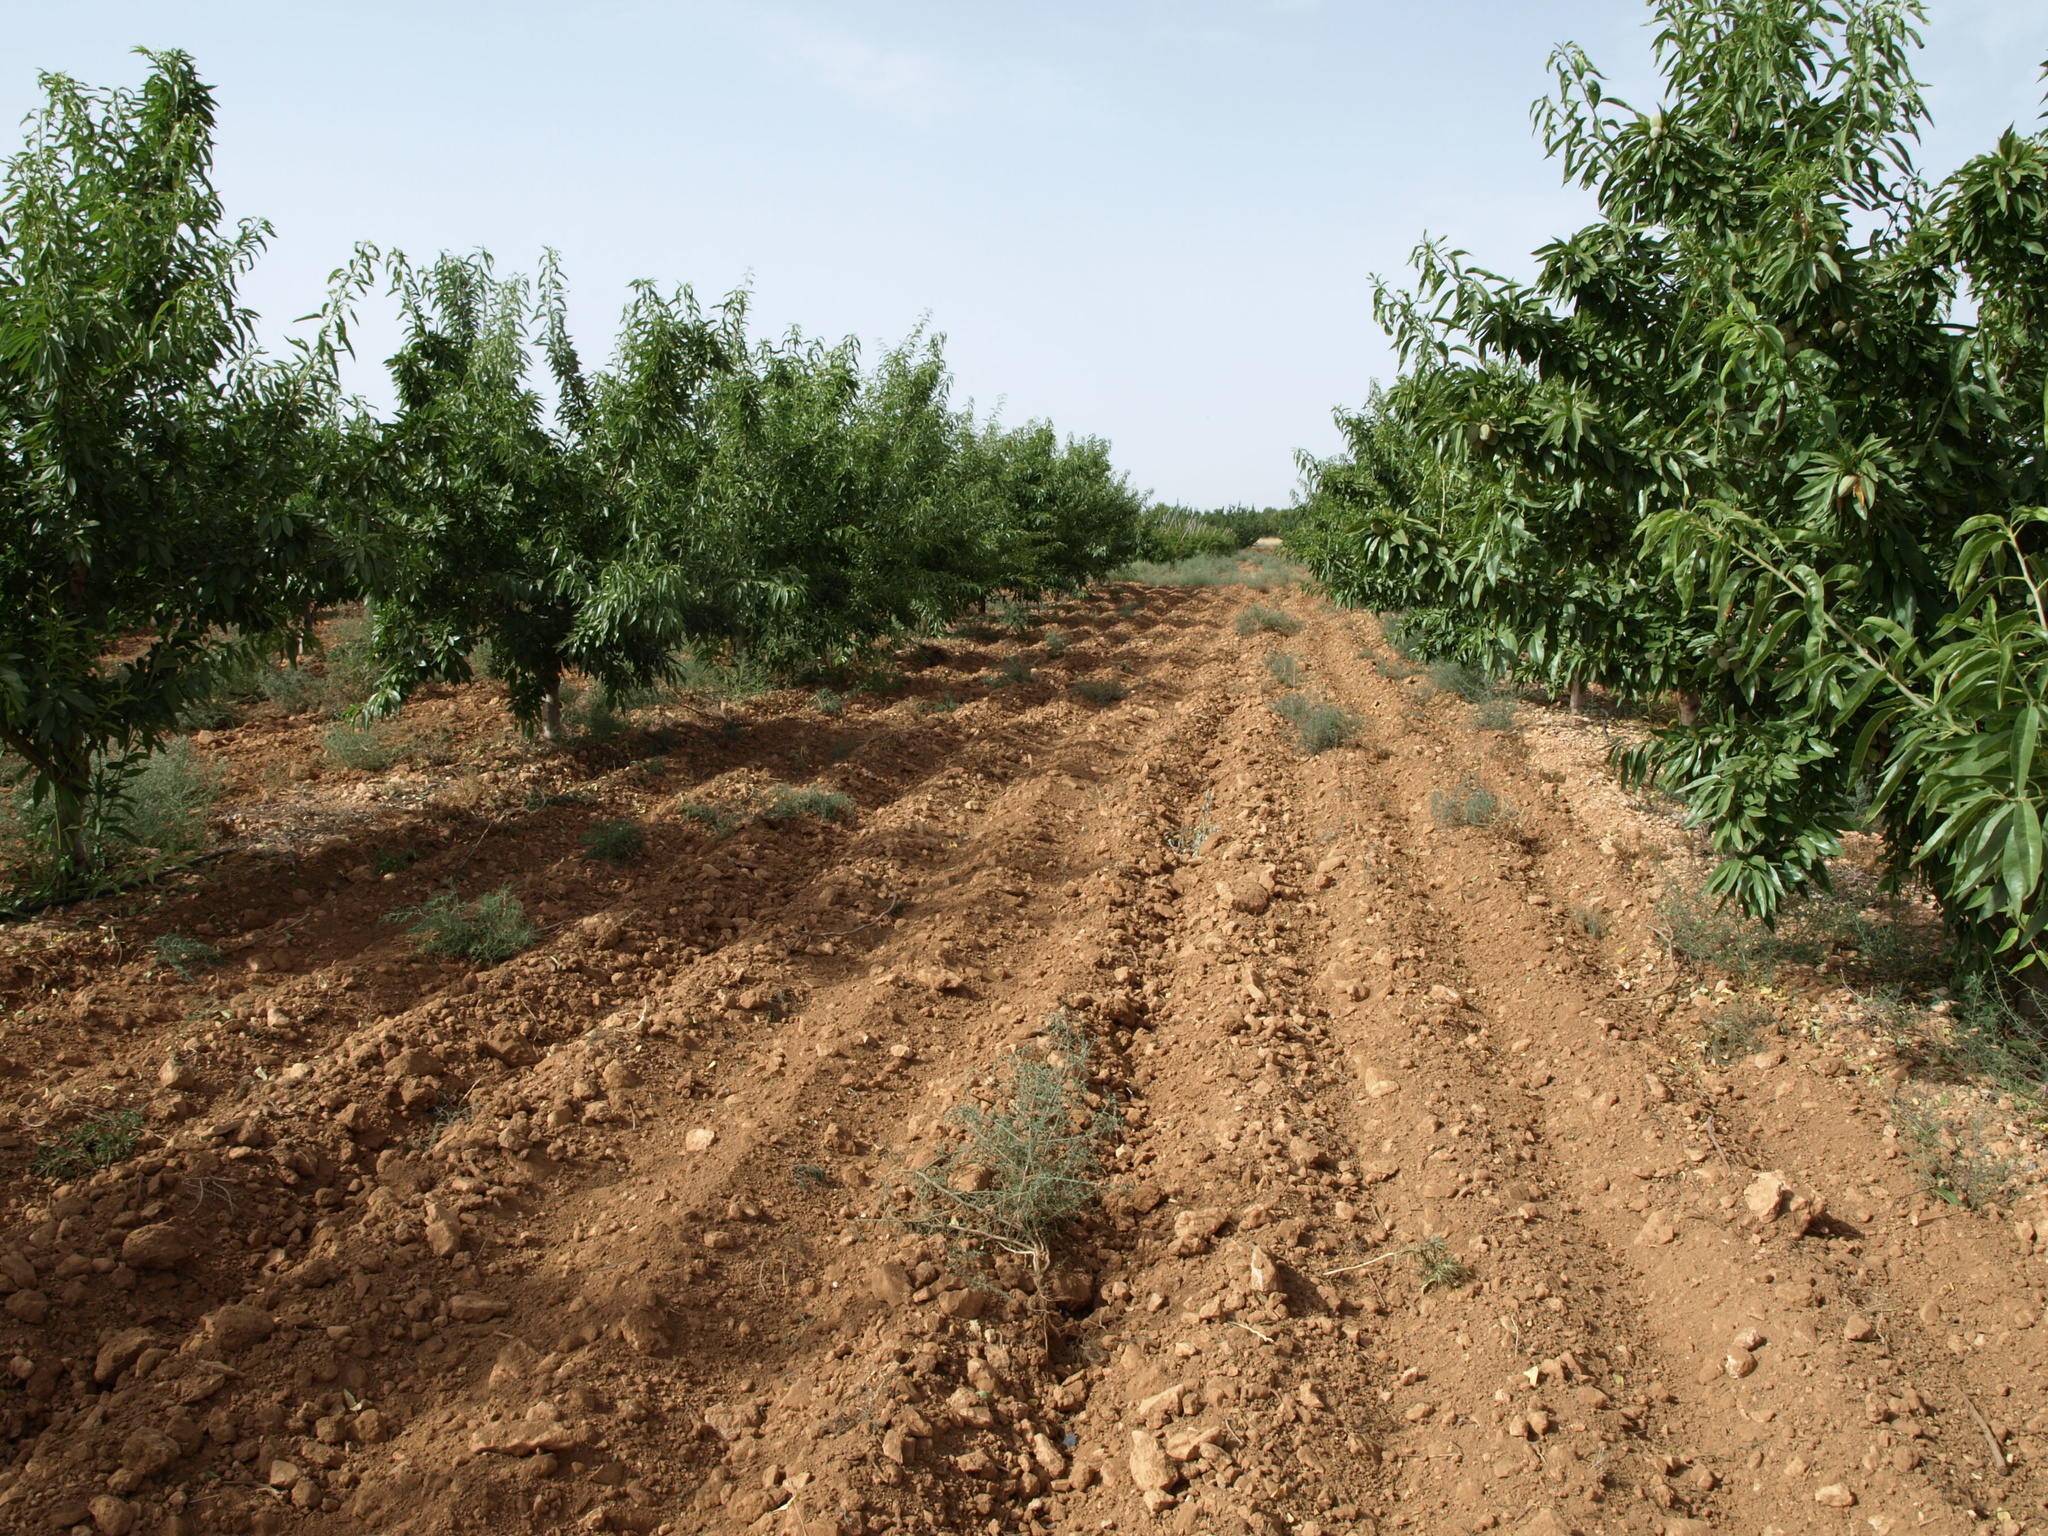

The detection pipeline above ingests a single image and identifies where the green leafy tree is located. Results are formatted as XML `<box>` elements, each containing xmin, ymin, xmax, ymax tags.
<box><xmin>956</xmin><ymin>420</ymin><xmax>1148</xmax><ymax>598</ymax></box>
<box><xmin>681</xmin><ymin>328</ymin><xmax>1145</xmax><ymax>674</ymax></box>
<box><xmin>362</xmin><ymin>251</ymin><xmax>732</xmax><ymax>737</ymax></box>
<box><xmin>683</xmin><ymin>325</ymin><xmax>970</xmax><ymax>672</ymax></box>
<box><xmin>1296</xmin><ymin>0</ymin><xmax>2048</xmax><ymax>966</ymax></box>
<box><xmin>0</xmin><ymin>50</ymin><xmax>358</xmax><ymax>876</ymax></box>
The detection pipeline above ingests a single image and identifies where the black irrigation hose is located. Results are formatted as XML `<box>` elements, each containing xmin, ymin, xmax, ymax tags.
<box><xmin>0</xmin><ymin>845</ymin><xmax>240</xmax><ymax>923</ymax></box>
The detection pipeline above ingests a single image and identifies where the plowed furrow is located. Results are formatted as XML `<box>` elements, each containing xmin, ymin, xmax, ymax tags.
<box><xmin>0</xmin><ymin>580</ymin><xmax>2033</xmax><ymax>1536</ymax></box>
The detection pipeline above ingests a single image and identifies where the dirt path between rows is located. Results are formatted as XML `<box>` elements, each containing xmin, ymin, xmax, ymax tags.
<box><xmin>0</xmin><ymin>582</ymin><xmax>2041</xmax><ymax>1536</ymax></box>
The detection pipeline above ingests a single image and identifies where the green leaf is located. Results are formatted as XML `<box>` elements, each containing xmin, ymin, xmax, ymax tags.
<box><xmin>2005</xmin><ymin>798</ymin><xmax>2044</xmax><ymax>914</ymax></box>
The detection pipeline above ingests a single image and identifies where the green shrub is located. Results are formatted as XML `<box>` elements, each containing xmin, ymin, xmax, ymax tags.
<box><xmin>766</xmin><ymin>785</ymin><xmax>854</xmax><ymax>823</ymax></box>
<box><xmin>410</xmin><ymin>728</ymin><xmax>457</xmax><ymax>767</ymax></box>
<box><xmin>1895</xmin><ymin>1095</ymin><xmax>2015</xmax><ymax>1208</ymax></box>
<box><xmin>1429</xmin><ymin>778</ymin><xmax>1507</xmax><ymax>827</ymax></box>
<box><xmin>1660</xmin><ymin>885</ymin><xmax>1776</xmax><ymax>981</ymax></box>
<box><xmin>888</xmin><ymin>1013</ymin><xmax>1117</xmax><ymax>1282</ymax></box>
<box><xmin>984</xmin><ymin>656</ymin><xmax>1036</xmax><ymax>688</ymax></box>
<box><xmin>601</xmin><ymin>680</ymin><xmax>672</xmax><ymax>711</ymax></box>
<box><xmin>1297</xmin><ymin>702</ymin><xmax>1357</xmax><ymax>754</ymax></box>
<box><xmin>1134</xmin><ymin>503</ymin><xmax>1296</xmax><ymax>560</ymax></box>
<box><xmin>915</xmin><ymin>693</ymin><xmax>960</xmax><ymax>714</ymax></box>
<box><xmin>1118</xmin><ymin>553</ymin><xmax>1245</xmax><ymax>587</ymax></box>
<box><xmin>1203</xmin><ymin>506</ymin><xmax>1297</xmax><ymax>548</ymax></box>
<box><xmin>1699</xmin><ymin>1000</ymin><xmax>1770</xmax><ymax>1065</ymax></box>
<box><xmin>1271</xmin><ymin>693</ymin><xmax>1357</xmax><ymax>754</ymax></box>
<box><xmin>176</xmin><ymin>694</ymin><xmax>241</xmax><ymax>732</ymax></box>
<box><xmin>120</xmin><ymin>739</ymin><xmax>224</xmax><ymax>857</ymax></box>
<box><xmin>1427</xmin><ymin>661</ymin><xmax>1491</xmax><ymax>702</ymax></box>
<box><xmin>1042</xmin><ymin>629</ymin><xmax>1070</xmax><ymax>656</ymax></box>
<box><xmin>386</xmin><ymin>885</ymin><xmax>535</xmax><ymax>964</ymax></box>
<box><xmin>1071</xmin><ymin>678</ymin><xmax>1127</xmax><ymax>704</ymax></box>
<box><xmin>1373</xmin><ymin>654</ymin><xmax>1424</xmax><ymax>681</ymax></box>
<box><xmin>149</xmin><ymin>932</ymin><xmax>222</xmax><ymax>980</ymax></box>
<box><xmin>1822</xmin><ymin>976</ymin><xmax>2048</xmax><ymax>1100</ymax></box>
<box><xmin>178</xmin><ymin>620</ymin><xmax>378</xmax><ymax>726</ymax></box>
<box><xmin>1927</xmin><ymin>973</ymin><xmax>2048</xmax><ymax>1093</ymax></box>
<box><xmin>371</xmin><ymin>845</ymin><xmax>415</xmax><ymax>875</ymax></box>
<box><xmin>995</xmin><ymin>598</ymin><xmax>1039</xmax><ymax>637</ymax></box>
<box><xmin>32</xmin><ymin>1109</ymin><xmax>144</xmax><ymax>1179</ymax></box>
<box><xmin>563</xmin><ymin>687</ymin><xmax>625</xmax><ymax>744</ymax></box>
<box><xmin>1236</xmin><ymin>604</ymin><xmax>1300</xmax><ymax>636</ymax></box>
<box><xmin>582</xmin><ymin>819</ymin><xmax>647</xmax><ymax>863</ymax></box>
<box><xmin>1408</xmin><ymin>1235</ymin><xmax>1473</xmax><ymax>1293</ymax></box>
<box><xmin>246</xmin><ymin>618</ymin><xmax>380</xmax><ymax>718</ymax></box>
<box><xmin>1659</xmin><ymin>880</ymin><xmax>1944</xmax><ymax>987</ymax></box>
<box><xmin>1378</xmin><ymin>613</ymin><xmax>1423</xmax><ymax>661</ymax></box>
<box><xmin>325</xmin><ymin>722</ymin><xmax>402</xmax><ymax>773</ymax></box>
<box><xmin>257</xmin><ymin>664</ymin><xmax>326</xmax><ymax>715</ymax></box>
<box><xmin>1166</xmin><ymin>791</ymin><xmax>1219</xmax><ymax>858</ymax></box>
<box><xmin>812</xmin><ymin>688</ymin><xmax>844</xmax><ymax>717</ymax></box>
<box><xmin>1265</xmin><ymin>652</ymin><xmax>1302</xmax><ymax>687</ymax></box>
<box><xmin>1121</xmin><ymin>510</ymin><xmax>1301</xmax><ymax>587</ymax></box>
<box><xmin>679</xmin><ymin>800</ymin><xmax>743</xmax><ymax>838</ymax></box>
<box><xmin>0</xmin><ymin>738</ymin><xmax>221</xmax><ymax>889</ymax></box>
<box><xmin>1135</xmin><ymin>518</ymin><xmax>1241</xmax><ymax>563</ymax></box>
<box><xmin>672</xmin><ymin>652</ymin><xmax>773</xmax><ymax>703</ymax></box>
<box><xmin>1473</xmin><ymin>695</ymin><xmax>1518</xmax><ymax>731</ymax></box>
<box><xmin>525</xmin><ymin>788</ymin><xmax>593</xmax><ymax>811</ymax></box>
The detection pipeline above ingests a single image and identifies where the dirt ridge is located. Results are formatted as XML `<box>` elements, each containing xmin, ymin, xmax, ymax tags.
<box><xmin>0</xmin><ymin>583</ymin><xmax>2038</xmax><ymax>1536</ymax></box>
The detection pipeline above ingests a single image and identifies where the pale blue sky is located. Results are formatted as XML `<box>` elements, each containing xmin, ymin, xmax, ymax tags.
<box><xmin>4</xmin><ymin>2</ymin><xmax>2043</xmax><ymax>506</ymax></box>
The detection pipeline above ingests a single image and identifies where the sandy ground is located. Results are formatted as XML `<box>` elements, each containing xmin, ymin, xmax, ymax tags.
<box><xmin>0</xmin><ymin>580</ymin><xmax>2042</xmax><ymax>1536</ymax></box>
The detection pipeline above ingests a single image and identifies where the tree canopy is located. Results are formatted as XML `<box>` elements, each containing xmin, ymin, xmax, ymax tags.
<box><xmin>0</xmin><ymin>49</ymin><xmax>362</xmax><ymax>874</ymax></box>
<box><xmin>1293</xmin><ymin>0</ymin><xmax>2048</xmax><ymax>968</ymax></box>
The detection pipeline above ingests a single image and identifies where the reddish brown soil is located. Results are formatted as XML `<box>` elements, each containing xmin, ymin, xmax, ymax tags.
<box><xmin>0</xmin><ymin>583</ymin><xmax>2043</xmax><ymax>1536</ymax></box>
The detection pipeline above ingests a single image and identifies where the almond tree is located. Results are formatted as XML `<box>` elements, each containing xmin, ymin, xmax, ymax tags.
<box><xmin>361</xmin><ymin>252</ymin><xmax>733</xmax><ymax>737</ymax></box>
<box><xmin>680</xmin><ymin>328</ymin><xmax>1144</xmax><ymax>675</ymax></box>
<box><xmin>1297</xmin><ymin>0</ymin><xmax>2048</xmax><ymax>966</ymax></box>
<box><xmin>0</xmin><ymin>51</ymin><xmax>359</xmax><ymax>879</ymax></box>
<box><xmin>955</xmin><ymin>419</ymin><xmax>1148</xmax><ymax>600</ymax></box>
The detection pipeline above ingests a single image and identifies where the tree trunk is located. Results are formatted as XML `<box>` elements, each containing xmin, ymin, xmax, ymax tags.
<box><xmin>0</xmin><ymin>725</ymin><xmax>93</xmax><ymax>876</ymax></box>
<box><xmin>539</xmin><ymin>686</ymin><xmax>563</xmax><ymax>743</ymax></box>
<box><xmin>51</xmin><ymin>738</ymin><xmax>94</xmax><ymax>875</ymax></box>
<box><xmin>56</xmin><ymin>803</ymin><xmax>90</xmax><ymax>873</ymax></box>
<box><xmin>1676</xmin><ymin>690</ymin><xmax>1702</xmax><ymax>727</ymax></box>
<box><xmin>1568</xmin><ymin>676</ymin><xmax>1591</xmax><ymax>715</ymax></box>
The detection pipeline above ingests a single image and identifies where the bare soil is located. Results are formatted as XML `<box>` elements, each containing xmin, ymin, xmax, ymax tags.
<box><xmin>0</xmin><ymin>581</ymin><xmax>2044</xmax><ymax>1536</ymax></box>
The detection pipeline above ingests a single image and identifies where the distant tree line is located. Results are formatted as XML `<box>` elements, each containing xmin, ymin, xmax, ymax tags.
<box><xmin>1136</xmin><ymin>504</ymin><xmax>1299</xmax><ymax>560</ymax></box>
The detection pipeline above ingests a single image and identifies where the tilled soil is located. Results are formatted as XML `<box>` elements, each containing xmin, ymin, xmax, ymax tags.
<box><xmin>0</xmin><ymin>582</ymin><xmax>2043</xmax><ymax>1536</ymax></box>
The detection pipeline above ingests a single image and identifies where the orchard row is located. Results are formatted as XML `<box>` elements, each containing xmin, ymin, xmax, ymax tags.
<box><xmin>0</xmin><ymin>53</ymin><xmax>1227</xmax><ymax>884</ymax></box>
